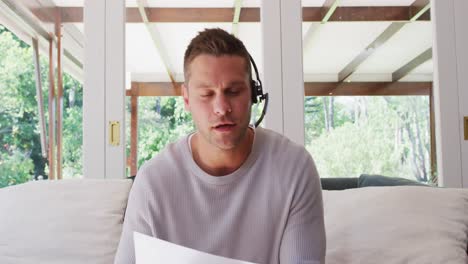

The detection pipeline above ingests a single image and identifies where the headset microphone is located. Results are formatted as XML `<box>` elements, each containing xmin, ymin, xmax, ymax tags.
<box><xmin>248</xmin><ymin>54</ymin><xmax>269</xmax><ymax>128</ymax></box>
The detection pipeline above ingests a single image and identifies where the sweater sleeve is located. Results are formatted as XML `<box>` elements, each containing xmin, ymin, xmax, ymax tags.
<box><xmin>114</xmin><ymin>169</ymin><xmax>154</xmax><ymax>264</ymax></box>
<box><xmin>279</xmin><ymin>154</ymin><xmax>326</xmax><ymax>264</ymax></box>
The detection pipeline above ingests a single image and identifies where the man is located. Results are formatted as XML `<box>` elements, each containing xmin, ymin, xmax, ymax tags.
<box><xmin>114</xmin><ymin>28</ymin><xmax>326</xmax><ymax>264</ymax></box>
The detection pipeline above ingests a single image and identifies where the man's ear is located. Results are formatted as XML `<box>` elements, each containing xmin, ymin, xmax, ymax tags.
<box><xmin>182</xmin><ymin>83</ymin><xmax>190</xmax><ymax>111</ymax></box>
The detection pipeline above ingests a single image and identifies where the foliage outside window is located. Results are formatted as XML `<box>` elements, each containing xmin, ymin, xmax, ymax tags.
<box><xmin>125</xmin><ymin>94</ymin><xmax>266</xmax><ymax>175</ymax></box>
<box><xmin>0</xmin><ymin>25</ymin><xmax>83</xmax><ymax>188</ymax></box>
<box><xmin>126</xmin><ymin>96</ymin><xmax>194</xmax><ymax>175</ymax></box>
<box><xmin>305</xmin><ymin>95</ymin><xmax>434</xmax><ymax>184</ymax></box>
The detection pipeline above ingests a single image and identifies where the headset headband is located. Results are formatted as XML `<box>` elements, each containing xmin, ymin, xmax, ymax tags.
<box><xmin>248</xmin><ymin>54</ymin><xmax>269</xmax><ymax>127</ymax></box>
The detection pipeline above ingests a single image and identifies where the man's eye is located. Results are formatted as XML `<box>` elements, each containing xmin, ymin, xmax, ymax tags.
<box><xmin>200</xmin><ymin>94</ymin><xmax>212</xmax><ymax>97</ymax></box>
<box><xmin>227</xmin><ymin>90</ymin><xmax>240</xmax><ymax>95</ymax></box>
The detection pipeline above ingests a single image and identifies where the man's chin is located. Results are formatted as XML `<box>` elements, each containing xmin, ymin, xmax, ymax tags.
<box><xmin>211</xmin><ymin>138</ymin><xmax>238</xmax><ymax>151</ymax></box>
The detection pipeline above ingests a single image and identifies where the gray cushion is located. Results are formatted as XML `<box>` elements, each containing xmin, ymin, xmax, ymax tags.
<box><xmin>358</xmin><ymin>174</ymin><xmax>427</xmax><ymax>187</ymax></box>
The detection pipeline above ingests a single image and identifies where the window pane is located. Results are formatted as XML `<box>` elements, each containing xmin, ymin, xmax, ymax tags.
<box><xmin>301</xmin><ymin>0</ymin><xmax>434</xmax><ymax>183</ymax></box>
<box><xmin>305</xmin><ymin>96</ymin><xmax>434</xmax><ymax>183</ymax></box>
<box><xmin>137</xmin><ymin>97</ymin><xmax>194</xmax><ymax>167</ymax></box>
<box><xmin>124</xmin><ymin>1</ymin><xmax>263</xmax><ymax>175</ymax></box>
<box><xmin>0</xmin><ymin>25</ymin><xmax>83</xmax><ymax>187</ymax></box>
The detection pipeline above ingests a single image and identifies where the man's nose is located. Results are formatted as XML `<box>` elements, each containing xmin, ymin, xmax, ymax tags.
<box><xmin>213</xmin><ymin>95</ymin><xmax>232</xmax><ymax>116</ymax></box>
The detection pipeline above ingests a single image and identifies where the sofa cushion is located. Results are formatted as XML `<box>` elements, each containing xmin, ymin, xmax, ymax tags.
<box><xmin>358</xmin><ymin>174</ymin><xmax>428</xmax><ymax>187</ymax></box>
<box><xmin>323</xmin><ymin>186</ymin><xmax>468</xmax><ymax>264</ymax></box>
<box><xmin>321</xmin><ymin>177</ymin><xmax>358</xmax><ymax>190</ymax></box>
<box><xmin>0</xmin><ymin>179</ymin><xmax>132</xmax><ymax>264</ymax></box>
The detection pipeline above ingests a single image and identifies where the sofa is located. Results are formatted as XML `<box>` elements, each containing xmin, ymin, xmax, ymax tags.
<box><xmin>0</xmin><ymin>178</ymin><xmax>467</xmax><ymax>264</ymax></box>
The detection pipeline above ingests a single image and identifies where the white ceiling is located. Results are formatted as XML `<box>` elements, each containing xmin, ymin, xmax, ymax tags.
<box><xmin>303</xmin><ymin>22</ymin><xmax>393</xmax><ymax>75</ymax></box>
<box><xmin>73</xmin><ymin>20</ymin><xmax>433</xmax><ymax>82</ymax></box>
<box><xmin>354</xmin><ymin>22</ymin><xmax>432</xmax><ymax>74</ymax></box>
<box><xmin>4</xmin><ymin>0</ymin><xmax>433</xmax><ymax>83</ymax></box>
<box><xmin>125</xmin><ymin>22</ymin><xmax>263</xmax><ymax>82</ymax></box>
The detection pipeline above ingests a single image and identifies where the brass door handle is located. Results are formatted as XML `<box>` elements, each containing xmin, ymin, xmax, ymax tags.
<box><xmin>464</xmin><ymin>117</ymin><xmax>468</xmax><ymax>141</ymax></box>
<box><xmin>109</xmin><ymin>121</ymin><xmax>120</xmax><ymax>146</ymax></box>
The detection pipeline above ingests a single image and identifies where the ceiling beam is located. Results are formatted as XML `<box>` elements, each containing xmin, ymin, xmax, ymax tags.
<box><xmin>303</xmin><ymin>0</ymin><xmax>339</xmax><ymax>55</ymax></box>
<box><xmin>392</xmin><ymin>48</ymin><xmax>432</xmax><ymax>82</ymax></box>
<box><xmin>1</xmin><ymin>0</ymin><xmax>50</xmax><ymax>40</ymax></box>
<box><xmin>336</xmin><ymin>1</ymin><xmax>431</xmax><ymax>82</ymax></box>
<box><xmin>231</xmin><ymin>0</ymin><xmax>243</xmax><ymax>36</ymax></box>
<box><xmin>410</xmin><ymin>0</ymin><xmax>431</xmax><ymax>22</ymax></box>
<box><xmin>304</xmin><ymin>81</ymin><xmax>431</xmax><ymax>96</ymax></box>
<box><xmin>136</xmin><ymin>0</ymin><xmax>176</xmax><ymax>86</ymax></box>
<box><xmin>1</xmin><ymin>0</ymin><xmax>84</xmax><ymax>71</ymax></box>
<box><xmin>302</xmin><ymin>23</ymin><xmax>320</xmax><ymax>53</ymax></box>
<box><xmin>127</xmin><ymin>81</ymin><xmax>431</xmax><ymax>97</ymax></box>
<box><xmin>321</xmin><ymin>0</ymin><xmax>340</xmax><ymax>23</ymax></box>
<box><xmin>304</xmin><ymin>6</ymin><xmax>430</xmax><ymax>22</ymax></box>
<box><xmin>338</xmin><ymin>22</ymin><xmax>405</xmax><ymax>82</ymax></box>
<box><xmin>126</xmin><ymin>82</ymin><xmax>183</xmax><ymax>96</ymax></box>
<box><xmin>33</xmin><ymin>7</ymin><xmax>431</xmax><ymax>23</ymax></box>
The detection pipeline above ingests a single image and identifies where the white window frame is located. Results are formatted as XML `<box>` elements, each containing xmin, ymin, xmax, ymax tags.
<box><xmin>84</xmin><ymin>0</ymin><xmax>125</xmax><ymax>179</ymax></box>
<box><xmin>83</xmin><ymin>0</ymin><xmax>468</xmax><ymax>187</ymax></box>
<box><xmin>431</xmin><ymin>0</ymin><xmax>468</xmax><ymax>188</ymax></box>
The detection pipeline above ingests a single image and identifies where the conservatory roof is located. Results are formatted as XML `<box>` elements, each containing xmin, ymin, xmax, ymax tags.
<box><xmin>0</xmin><ymin>0</ymin><xmax>433</xmax><ymax>85</ymax></box>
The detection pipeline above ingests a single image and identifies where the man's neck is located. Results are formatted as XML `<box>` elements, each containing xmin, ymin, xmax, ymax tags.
<box><xmin>191</xmin><ymin>128</ymin><xmax>254</xmax><ymax>176</ymax></box>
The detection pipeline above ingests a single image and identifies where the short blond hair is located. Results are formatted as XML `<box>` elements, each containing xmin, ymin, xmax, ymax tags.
<box><xmin>183</xmin><ymin>28</ymin><xmax>251</xmax><ymax>83</ymax></box>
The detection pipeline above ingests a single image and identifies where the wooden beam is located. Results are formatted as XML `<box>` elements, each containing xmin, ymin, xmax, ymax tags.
<box><xmin>2</xmin><ymin>0</ymin><xmax>51</xmax><ymax>40</ymax></box>
<box><xmin>126</xmin><ymin>81</ymin><xmax>431</xmax><ymax>97</ymax></box>
<box><xmin>305</xmin><ymin>6</ymin><xmax>430</xmax><ymax>22</ymax></box>
<box><xmin>64</xmin><ymin>49</ymin><xmax>83</xmax><ymax>69</ymax></box>
<box><xmin>410</xmin><ymin>0</ymin><xmax>431</xmax><ymax>21</ymax></box>
<box><xmin>303</xmin><ymin>23</ymin><xmax>320</xmax><ymax>53</ymax></box>
<box><xmin>130</xmin><ymin>84</ymin><xmax>138</xmax><ymax>176</ymax></box>
<box><xmin>48</xmin><ymin>36</ymin><xmax>56</xmax><ymax>180</ymax></box>
<box><xmin>338</xmin><ymin>23</ymin><xmax>405</xmax><ymax>82</ymax></box>
<box><xmin>50</xmin><ymin>7</ymin><xmax>256</xmax><ymax>23</ymax></box>
<box><xmin>392</xmin><ymin>48</ymin><xmax>432</xmax><ymax>81</ymax></box>
<box><xmin>42</xmin><ymin>7</ymin><xmax>431</xmax><ymax>23</ymax></box>
<box><xmin>126</xmin><ymin>82</ymin><xmax>183</xmax><ymax>96</ymax></box>
<box><xmin>136</xmin><ymin>1</ymin><xmax>177</xmax><ymax>87</ymax></box>
<box><xmin>1</xmin><ymin>1</ymin><xmax>84</xmax><ymax>71</ymax></box>
<box><xmin>55</xmin><ymin>8</ymin><xmax>63</xmax><ymax>180</ymax></box>
<box><xmin>304</xmin><ymin>82</ymin><xmax>431</xmax><ymax>96</ymax></box>
<box><xmin>337</xmin><ymin>1</ymin><xmax>431</xmax><ymax>83</ymax></box>
<box><xmin>304</xmin><ymin>0</ymin><xmax>338</xmax><ymax>53</ymax></box>
<box><xmin>32</xmin><ymin>38</ymin><xmax>47</xmax><ymax>158</ymax></box>
<box><xmin>231</xmin><ymin>0</ymin><xmax>243</xmax><ymax>36</ymax></box>
<box><xmin>321</xmin><ymin>0</ymin><xmax>340</xmax><ymax>23</ymax></box>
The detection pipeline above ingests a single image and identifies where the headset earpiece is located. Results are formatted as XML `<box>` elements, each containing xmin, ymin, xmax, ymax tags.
<box><xmin>251</xmin><ymin>80</ymin><xmax>260</xmax><ymax>104</ymax></box>
<box><xmin>248</xmin><ymin>54</ymin><xmax>265</xmax><ymax>105</ymax></box>
<box><xmin>248</xmin><ymin>53</ymin><xmax>269</xmax><ymax>127</ymax></box>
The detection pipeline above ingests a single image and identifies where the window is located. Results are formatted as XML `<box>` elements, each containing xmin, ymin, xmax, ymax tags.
<box><xmin>301</xmin><ymin>0</ymin><xmax>434</xmax><ymax>183</ymax></box>
<box><xmin>305</xmin><ymin>95</ymin><xmax>434</xmax><ymax>183</ymax></box>
<box><xmin>123</xmin><ymin>1</ymin><xmax>263</xmax><ymax>175</ymax></box>
<box><xmin>0</xmin><ymin>25</ymin><xmax>83</xmax><ymax>188</ymax></box>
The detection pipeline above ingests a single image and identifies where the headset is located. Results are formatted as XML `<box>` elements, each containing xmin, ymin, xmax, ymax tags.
<box><xmin>248</xmin><ymin>54</ymin><xmax>269</xmax><ymax>128</ymax></box>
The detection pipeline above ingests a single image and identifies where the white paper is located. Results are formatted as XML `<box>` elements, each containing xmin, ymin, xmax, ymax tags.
<box><xmin>134</xmin><ymin>232</ymin><xmax>257</xmax><ymax>264</ymax></box>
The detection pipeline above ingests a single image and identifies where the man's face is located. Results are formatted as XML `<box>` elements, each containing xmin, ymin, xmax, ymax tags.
<box><xmin>183</xmin><ymin>54</ymin><xmax>252</xmax><ymax>151</ymax></box>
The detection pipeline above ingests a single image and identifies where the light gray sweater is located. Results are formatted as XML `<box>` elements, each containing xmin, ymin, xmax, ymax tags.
<box><xmin>114</xmin><ymin>127</ymin><xmax>326</xmax><ymax>264</ymax></box>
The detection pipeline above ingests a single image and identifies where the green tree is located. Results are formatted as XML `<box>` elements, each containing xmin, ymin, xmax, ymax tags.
<box><xmin>305</xmin><ymin>96</ymin><xmax>431</xmax><ymax>183</ymax></box>
<box><xmin>0</xmin><ymin>25</ymin><xmax>83</xmax><ymax>186</ymax></box>
<box><xmin>130</xmin><ymin>96</ymin><xmax>194</xmax><ymax>170</ymax></box>
<box><xmin>0</xmin><ymin>25</ymin><xmax>46</xmax><ymax>186</ymax></box>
